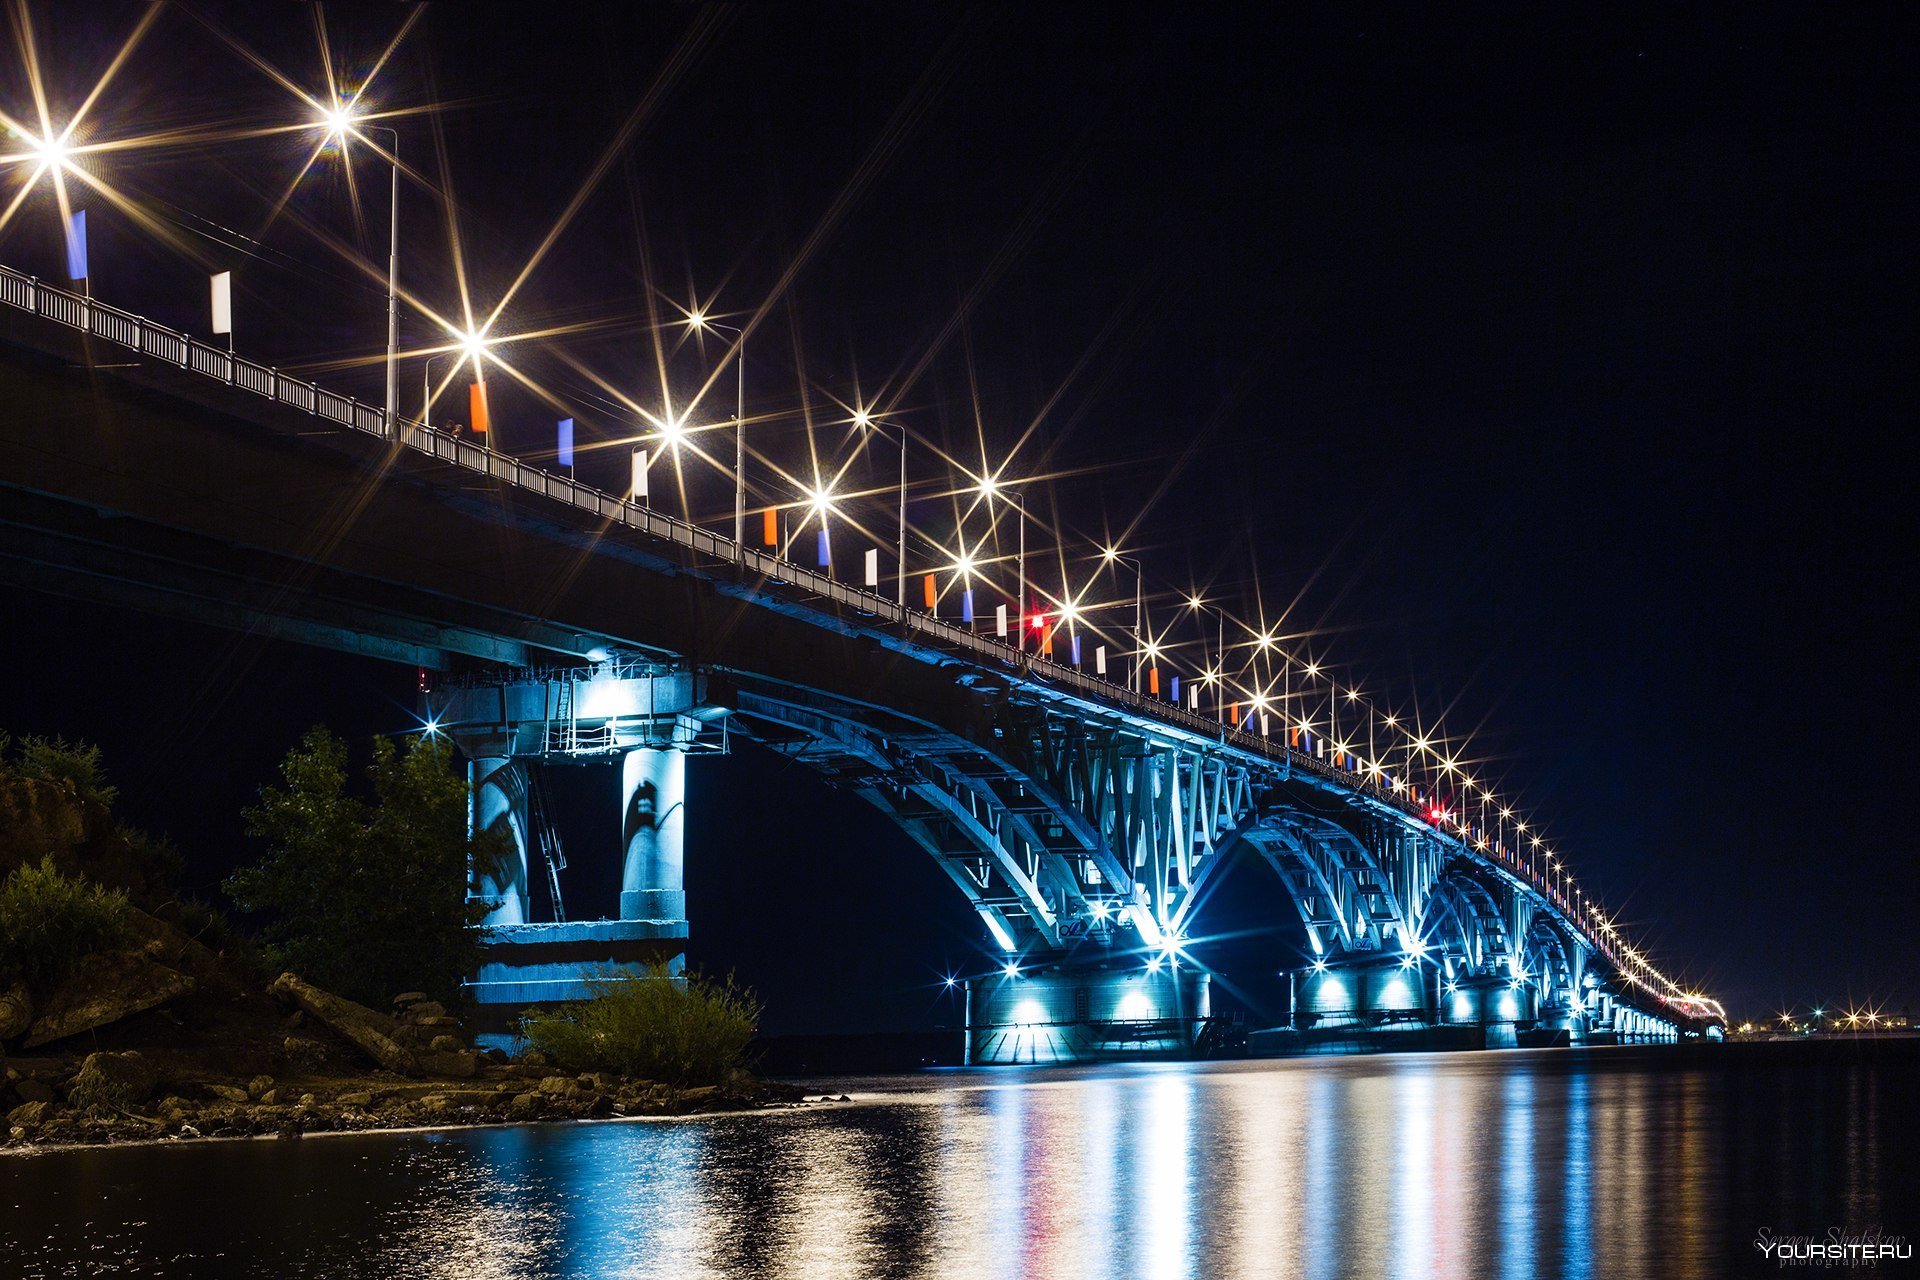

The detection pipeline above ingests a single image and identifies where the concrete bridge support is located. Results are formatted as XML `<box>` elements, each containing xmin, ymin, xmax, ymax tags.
<box><xmin>469</xmin><ymin>754</ymin><xmax>530</xmax><ymax>927</ymax></box>
<box><xmin>967</xmin><ymin>965</ymin><xmax>1210</xmax><ymax>1065</ymax></box>
<box><xmin>619</xmin><ymin>747</ymin><xmax>689</xmax><ymax>974</ymax></box>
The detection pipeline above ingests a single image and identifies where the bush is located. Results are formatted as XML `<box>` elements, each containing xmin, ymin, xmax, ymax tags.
<box><xmin>0</xmin><ymin>856</ymin><xmax>132</xmax><ymax>991</ymax></box>
<box><xmin>520</xmin><ymin>966</ymin><xmax>761</xmax><ymax>1085</ymax></box>
<box><xmin>226</xmin><ymin>728</ymin><xmax>510</xmax><ymax>1009</ymax></box>
<box><xmin>11</xmin><ymin>735</ymin><xmax>118</xmax><ymax>810</ymax></box>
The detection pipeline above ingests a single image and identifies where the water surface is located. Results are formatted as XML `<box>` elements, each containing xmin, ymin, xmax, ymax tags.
<box><xmin>5</xmin><ymin>1045</ymin><xmax>1914</xmax><ymax>1278</ymax></box>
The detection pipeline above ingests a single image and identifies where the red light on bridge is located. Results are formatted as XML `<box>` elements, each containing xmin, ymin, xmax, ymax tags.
<box><xmin>1030</xmin><ymin>613</ymin><xmax>1046</xmax><ymax>630</ymax></box>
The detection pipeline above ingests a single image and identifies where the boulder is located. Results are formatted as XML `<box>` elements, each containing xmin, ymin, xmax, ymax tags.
<box><xmin>269</xmin><ymin>973</ymin><xmax>420</xmax><ymax>1076</ymax></box>
<box><xmin>419</xmin><ymin>1050</ymin><xmax>478</xmax><ymax>1078</ymax></box>
<box><xmin>246</xmin><ymin>1075</ymin><xmax>276</xmax><ymax>1100</ymax></box>
<box><xmin>23</xmin><ymin>951</ymin><xmax>194</xmax><ymax>1047</ymax></box>
<box><xmin>334</xmin><ymin>1091</ymin><xmax>374</xmax><ymax>1107</ymax></box>
<box><xmin>67</xmin><ymin>1051</ymin><xmax>158</xmax><ymax>1110</ymax></box>
<box><xmin>401</xmin><ymin>1001</ymin><xmax>449</xmax><ymax>1023</ymax></box>
<box><xmin>204</xmin><ymin>1084</ymin><xmax>250</xmax><ymax>1103</ymax></box>
<box><xmin>0</xmin><ymin>982</ymin><xmax>31</xmax><ymax>1042</ymax></box>
<box><xmin>391</xmin><ymin>992</ymin><xmax>429</xmax><ymax>1008</ymax></box>
<box><xmin>428</xmin><ymin>1035</ymin><xmax>463</xmax><ymax>1054</ymax></box>
<box><xmin>6</xmin><ymin>1099</ymin><xmax>51</xmax><ymax>1128</ymax></box>
<box><xmin>14</xmin><ymin>1078</ymin><xmax>55</xmax><ymax>1104</ymax></box>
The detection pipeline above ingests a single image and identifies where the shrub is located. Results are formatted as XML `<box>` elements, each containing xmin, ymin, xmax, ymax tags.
<box><xmin>226</xmin><ymin>728</ymin><xmax>510</xmax><ymax>1009</ymax></box>
<box><xmin>0</xmin><ymin>856</ymin><xmax>132</xmax><ymax>991</ymax></box>
<box><xmin>12</xmin><ymin>735</ymin><xmax>118</xmax><ymax>810</ymax></box>
<box><xmin>520</xmin><ymin>965</ymin><xmax>762</xmax><ymax>1084</ymax></box>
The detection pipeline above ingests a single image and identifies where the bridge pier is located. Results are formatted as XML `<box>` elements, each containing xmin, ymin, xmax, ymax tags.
<box><xmin>619</xmin><ymin>747</ymin><xmax>689</xmax><ymax>974</ymax></box>
<box><xmin>468</xmin><ymin>753</ymin><xmax>530</xmax><ymax>927</ymax></box>
<box><xmin>424</xmin><ymin>663</ymin><xmax>728</xmax><ymax>1043</ymax></box>
<box><xmin>966</xmin><ymin>964</ymin><xmax>1210</xmax><ymax>1064</ymax></box>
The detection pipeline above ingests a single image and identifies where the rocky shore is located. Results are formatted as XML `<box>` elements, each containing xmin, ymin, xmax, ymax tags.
<box><xmin>2</xmin><ymin>766</ymin><xmax>813</xmax><ymax>1154</ymax></box>
<box><xmin>4</xmin><ymin>976</ymin><xmax>808</xmax><ymax>1153</ymax></box>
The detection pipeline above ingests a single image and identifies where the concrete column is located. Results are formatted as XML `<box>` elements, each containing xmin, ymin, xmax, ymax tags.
<box><xmin>469</xmin><ymin>756</ymin><xmax>529</xmax><ymax>926</ymax></box>
<box><xmin>620</xmin><ymin>747</ymin><xmax>687</xmax><ymax>934</ymax></box>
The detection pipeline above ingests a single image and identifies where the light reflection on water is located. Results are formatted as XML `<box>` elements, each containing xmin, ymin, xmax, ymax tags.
<box><xmin>4</xmin><ymin>1047</ymin><xmax>1913</xmax><ymax>1279</ymax></box>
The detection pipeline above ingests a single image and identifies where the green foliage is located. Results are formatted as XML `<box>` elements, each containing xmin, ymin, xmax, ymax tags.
<box><xmin>225</xmin><ymin>728</ymin><xmax>509</xmax><ymax>1009</ymax></box>
<box><xmin>8</xmin><ymin>735</ymin><xmax>118</xmax><ymax>810</ymax></box>
<box><xmin>520</xmin><ymin>965</ymin><xmax>762</xmax><ymax>1084</ymax></box>
<box><xmin>0</xmin><ymin>856</ymin><xmax>132</xmax><ymax>991</ymax></box>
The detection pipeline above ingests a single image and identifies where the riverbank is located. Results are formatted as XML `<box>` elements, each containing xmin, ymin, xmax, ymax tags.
<box><xmin>2</xmin><ymin>1054</ymin><xmax>814</xmax><ymax>1153</ymax></box>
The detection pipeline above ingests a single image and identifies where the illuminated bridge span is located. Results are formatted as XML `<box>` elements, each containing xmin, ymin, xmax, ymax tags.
<box><xmin>0</xmin><ymin>267</ymin><xmax>1722</xmax><ymax>1060</ymax></box>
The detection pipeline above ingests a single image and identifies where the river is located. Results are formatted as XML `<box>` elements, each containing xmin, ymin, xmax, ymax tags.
<box><xmin>4</xmin><ymin>1044</ymin><xmax>1915</xmax><ymax>1278</ymax></box>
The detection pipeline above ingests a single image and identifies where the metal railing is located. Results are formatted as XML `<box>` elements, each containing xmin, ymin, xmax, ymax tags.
<box><xmin>1</xmin><ymin>262</ymin><xmax>1649</xmax><ymax>990</ymax></box>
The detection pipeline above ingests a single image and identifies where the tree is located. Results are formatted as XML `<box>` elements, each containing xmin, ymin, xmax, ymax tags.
<box><xmin>226</xmin><ymin>728</ymin><xmax>509</xmax><ymax>1008</ymax></box>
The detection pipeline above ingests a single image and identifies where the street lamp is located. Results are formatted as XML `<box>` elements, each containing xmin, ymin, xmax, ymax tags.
<box><xmin>975</xmin><ymin>475</ymin><xmax>1027</xmax><ymax>651</ymax></box>
<box><xmin>854</xmin><ymin>407</ymin><xmax>908</xmax><ymax>606</ymax></box>
<box><xmin>1102</xmin><ymin>547</ymin><xmax>1145</xmax><ymax>693</ymax></box>
<box><xmin>686</xmin><ymin>312</ymin><xmax>746</xmax><ymax>556</ymax></box>
<box><xmin>315</xmin><ymin>104</ymin><xmax>399</xmax><ymax>434</ymax></box>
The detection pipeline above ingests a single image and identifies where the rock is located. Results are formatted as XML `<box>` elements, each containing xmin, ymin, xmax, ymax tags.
<box><xmin>14</xmin><ymin>1078</ymin><xmax>54</xmax><ymax>1104</ymax></box>
<box><xmin>539</xmin><ymin>1075</ymin><xmax>578</xmax><ymax>1096</ymax></box>
<box><xmin>335</xmin><ymin>1091</ymin><xmax>374</xmax><ymax>1107</ymax></box>
<box><xmin>681</xmin><ymin>1085</ymin><xmax>721</xmax><ymax>1108</ymax></box>
<box><xmin>67</xmin><ymin>1051</ymin><xmax>158</xmax><ymax>1109</ymax></box>
<box><xmin>298</xmin><ymin>1093</ymin><xmax>316</xmax><ymax>1108</ymax></box>
<box><xmin>282</xmin><ymin>1036</ymin><xmax>327</xmax><ymax>1070</ymax></box>
<box><xmin>22</xmin><ymin>951</ymin><xmax>195</xmax><ymax>1048</ymax></box>
<box><xmin>246</xmin><ymin>1075</ymin><xmax>276</xmax><ymax>1100</ymax></box>
<box><xmin>258</xmin><ymin>1089</ymin><xmax>280</xmax><ymax>1106</ymax></box>
<box><xmin>0</xmin><ymin>981</ymin><xmax>31</xmax><ymax>1042</ymax></box>
<box><xmin>269</xmin><ymin>973</ymin><xmax>420</xmax><ymax>1076</ymax></box>
<box><xmin>419</xmin><ymin>1051</ymin><xmax>478</xmax><ymax>1078</ymax></box>
<box><xmin>402</xmin><ymin>1001</ymin><xmax>450</xmax><ymax>1023</ymax></box>
<box><xmin>282</xmin><ymin>1010</ymin><xmax>306</xmax><ymax>1029</ymax></box>
<box><xmin>520</xmin><ymin>1050</ymin><xmax>551</xmax><ymax>1068</ymax></box>
<box><xmin>428</xmin><ymin>1034</ymin><xmax>463</xmax><ymax>1054</ymax></box>
<box><xmin>391</xmin><ymin>1025</ymin><xmax>439</xmax><ymax>1051</ymax></box>
<box><xmin>7</xmin><ymin>1099</ymin><xmax>51</xmax><ymax>1128</ymax></box>
<box><xmin>391</xmin><ymin>992</ymin><xmax>429</xmax><ymax>1008</ymax></box>
<box><xmin>507</xmin><ymin>1092</ymin><xmax>544</xmax><ymax>1119</ymax></box>
<box><xmin>204</xmin><ymin>1084</ymin><xmax>250</xmax><ymax>1104</ymax></box>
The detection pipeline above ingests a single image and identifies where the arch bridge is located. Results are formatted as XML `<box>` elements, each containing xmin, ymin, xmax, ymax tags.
<box><xmin>0</xmin><ymin>266</ymin><xmax>1722</xmax><ymax>1060</ymax></box>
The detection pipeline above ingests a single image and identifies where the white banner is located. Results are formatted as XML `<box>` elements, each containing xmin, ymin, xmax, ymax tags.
<box><xmin>864</xmin><ymin>547</ymin><xmax>879</xmax><ymax>587</ymax></box>
<box><xmin>1095</xmin><ymin>645</ymin><xmax>1107</xmax><ymax>676</ymax></box>
<box><xmin>995</xmin><ymin>604</ymin><xmax>1008</xmax><ymax>637</ymax></box>
<box><xmin>631</xmin><ymin>448</ymin><xmax>649</xmax><ymax>499</ymax></box>
<box><xmin>210</xmin><ymin>271</ymin><xmax>232</xmax><ymax>335</ymax></box>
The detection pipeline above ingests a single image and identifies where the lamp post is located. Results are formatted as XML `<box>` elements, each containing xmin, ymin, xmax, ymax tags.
<box><xmin>975</xmin><ymin>477</ymin><xmax>1027</xmax><ymax>652</ymax></box>
<box><xmin>1188</xmin><ymin>594</ymin><xmax>1225</xmax><ymax>717</ymax></box>
<box><xmin>686</xmin><ymin>314</ymin><xmax>746</xmax><ymax>556</ymax></box>
<box><xmin>1102</xmin><ymin>549</ymin><xmax>1145</xmax><ymax>692</ymax></box>
<box><xmin>854</xmin><ymin>409</ymin><xmax>908</xmax><ymax>606</ymax></box>
<box><xmin>313</xmin><ymin>107</ymin><xmax>399</xmax><ymax>435</ymax></box>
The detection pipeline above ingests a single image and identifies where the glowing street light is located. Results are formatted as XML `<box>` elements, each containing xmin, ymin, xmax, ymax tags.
<box><xmin>685</xmin><ymin>310</ymin><xmax>748</xmax><ymax>556</ymax></box>
<box><xmin>854</xmin><ymin>406</ymin><xmax>909</xmax><ymax>607</ymax></box>
<box><xmin>1102</xmin><ymin>548</ymin><xmax>1146</xmax><ymax>693</ymax></box>
<box><xmin>974</xmin><ymin>474</ymin><xmax>1027</xmax><ymax>652</ymax></box>
<box><xmin>313</xmin><ymin>100</ymin><xmax>400</xmax><ymax>434</ymax></box>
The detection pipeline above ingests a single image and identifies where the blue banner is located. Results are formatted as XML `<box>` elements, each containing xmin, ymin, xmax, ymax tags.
<box><xmin>65</xmin><ymin>208</ymin><xmax>86</xmax><ymax>280</ymax></box>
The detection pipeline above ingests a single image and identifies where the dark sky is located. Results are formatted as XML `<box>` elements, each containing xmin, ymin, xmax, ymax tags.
<box><xmin>2</xmin><ymin>5</ymin><xmax>1914</xmax><ymax>1028</ymax></box>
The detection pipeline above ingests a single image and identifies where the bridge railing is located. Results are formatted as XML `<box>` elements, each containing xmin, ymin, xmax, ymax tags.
<box><xmin>2</xmin><ymin>262</ymin><xmax>1633</xmax><ymax>978</ymax></box>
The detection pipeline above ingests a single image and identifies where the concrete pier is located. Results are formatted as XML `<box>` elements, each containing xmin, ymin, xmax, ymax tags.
<box><xmin>966</xmin><ymin>965</ymin><xmax>1211</xmax><ymax>1064</ymax></box>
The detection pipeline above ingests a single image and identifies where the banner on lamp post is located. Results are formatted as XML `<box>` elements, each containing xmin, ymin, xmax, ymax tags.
<box><xmin>210</xmin><ymin>271</ymin><xmax>233</xmax><ymax>335</ymax></box>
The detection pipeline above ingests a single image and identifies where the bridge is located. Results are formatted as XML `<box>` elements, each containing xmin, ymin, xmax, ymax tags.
<box><xmin>0</xmin><ymin>264</ymin><xmax>1723</xmax><ymax>1061</ymax></box>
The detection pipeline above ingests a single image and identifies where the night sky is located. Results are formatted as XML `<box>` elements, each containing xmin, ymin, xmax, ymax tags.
<box><xmin>2</xmin><ymin>6</ymin><xmax>1913</xmax><ymax>1029</ymax></box>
